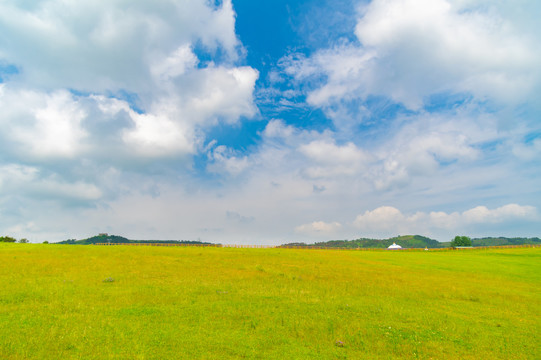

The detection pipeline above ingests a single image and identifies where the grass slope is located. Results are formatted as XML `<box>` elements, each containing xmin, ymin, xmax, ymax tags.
<box><xmin>0</xmin><ymin>244</ymin><xmax>539</xmax><ymax>359</ymax></box>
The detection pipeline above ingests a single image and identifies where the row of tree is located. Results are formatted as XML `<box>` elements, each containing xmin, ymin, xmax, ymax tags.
<box><xmin>283</xmin><ymin>235</ymin><xmax>473</xmax><ymax>249</ymax></box>
<box><xmin>0</xmin><ymin>236</ymin><xmax>29</xmax><ymax>243</ymax></box>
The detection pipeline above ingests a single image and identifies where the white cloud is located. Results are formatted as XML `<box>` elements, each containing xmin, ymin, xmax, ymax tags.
<box><xmin>0</xmin><ymin>0</ymin><xmax>539</xmax><ymax>245</ymax></box>
<box><xmin>353</xmin><ymin>206</ymin><xmax>409</xmax><ymax>231</ymax></box>
<box><xmin>261</xmin><ymin>119</ymin><xmax>296</xmax><ymax>139</ymax></box>
<box><xmin>511</xmin><ymin>138</ymin><xmax>541</xmax><ymax>161</ymax></box>
<box><xmin>0</xmin><ymin>88</ymin><xmax>87</xmax><ymax>159</ymax></box>
<box><xmin>0</xmin><ymin>0</ymin><xmax>261</xmax><ymax>241</ymax></box>
<box><xmin>295</xmin><ymin>221</ymin><xmax>343</xmax><ymax>236</ymax></box>
<box><xmin>150</xmin><ymin>44</ymin><xmax>199</xmax><ymax>82</ymax></box>
<box><xmin>462</xmin><ymin>204</ymin><xmax>538</xmax><ymax>224</ymax></box>
<box><xmin>122</xmin><ymin>112</ymin><xmax>194</xmax><ymax>157</ymax></box>
<box><xmin>207</xmin><ymin>145</ymin><xmax>251</xmax><ymax>176</ymax></box>
<box><xmin>299</xmin><ymin>140</ymin><xmax>369</xmax><ymax>178</ymax></box>
<box><xmin>0</xmin><ymin>164</ymin><xmax>102</xmax><ymax>202</ymax></box>
<box><xmin>285</xmin><ymin>0</ymin><xmax>541</xmax><ymax>110</ymax></box>
<box><xmin>369</xmin><ymin>113</ymin><xmax>482</xmax><ymax>190</ymax></box>
<box><xmin>0</xmin><ymin>0</ymin><xmax>241</xmax><ymax>92</ymax></box>
<box><xmin>180</xmin><ymin>66</ymin><xmax>259</xmax><ymax>126</ymax></box>
<box><xmin>352</xmin><ymin>204</ymin><xmax>539</xmax><ymax>238</ymax></box>
<box><xmin>0</xmin><ymin>0</ymin><xmax>257</xmax><ymax>161</ymax></box>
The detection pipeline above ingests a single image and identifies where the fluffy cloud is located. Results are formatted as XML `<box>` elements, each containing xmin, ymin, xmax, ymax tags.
<box><xmin>295</xmin><ymin>221</ymin><xmax>343</xmax><ymax>237</ymax></box>
<box><xmin>0</xmin><ymin>0</ymin><xmax>259</xmax><ymax>213</ymax></box>
<box><xmin>352</xmin><ymin>204</ymin><xmax>539</xmax><ymax>238</ymax></box>
<box><xmin>285</xmin><ymin>0</ymin><xmax>541</xmax><ymax>110</ymax></box>
<box><xmin>207</xmin><ymin>145</ymin><xmax>251</xmax><ymax>176</ymax></box>
<box><xmin>462</xmin><ymin>204</ymin><xmax>538</xmax><ymax>224</ymax></box>
<box><xmin>0</xmin><ymin>0</ymin><xmax>241</xmax><ymax>92</ymax></box>
<box><xmin>0</xmin><ymin>0</ymin><xmax>539</xmax><ymax>244</ymax></box>
<box><xmin>299</xmin><ymin>140</ymin><xmax>369</xmax><ymax>178</ymax></box>
<box><xmin>369</xmin><ymin>111</ymin><xmax>484</xmax><ymax>190</ymax></box>
<box><xmin>210</xmin><ymin>110</ymin><xmax>488</xmax><ymax>195</ymax></box>
<box><xmin>0</xmin><ymin>0</ymin><xmax>257</xmax><ymax>162</ymax></box>
<box><xmin>276</xmin><ymin>0</ymin><xmax>540</xmax><ymax>195</ymax></box>
<box><xmin>0</xmin><ymin>164</ymin><xmax>102</xmax><ymax>203</ymax></box>
<box><xmin>0</xmin><ymin>87</ymin><xmax>87</xmax><ymax>159</ymax></box>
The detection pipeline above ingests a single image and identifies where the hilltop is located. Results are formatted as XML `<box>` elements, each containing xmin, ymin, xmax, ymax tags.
<box><xmin>283</xmin><ymin>235</ymin><xmax>540</xmax><ymax>248</ymax></box>
<box><xmin>283</xmin><ymin>235</ymin><xmax>444</xmax><ymax>249</ymax></box>
<box><xmin>471</xmin><ymin>237</ymin><xmax>541</xmax><ymax>247</ymax></box>
<box><xmin>57</xmin><ymin>234</ymin><xmax>212</xmax><ymax>245</ymax></box>
<box><xmin>55</xmin><ymin>234</ymin><xmax>540</xmax><ymax>248</ymax></box>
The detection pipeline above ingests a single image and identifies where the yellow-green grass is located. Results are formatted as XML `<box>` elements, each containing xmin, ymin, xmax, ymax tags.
<box><xmin>0</xmin><ymin>244</ymin><xmax>539</xmax><ymax>359</ymax></box>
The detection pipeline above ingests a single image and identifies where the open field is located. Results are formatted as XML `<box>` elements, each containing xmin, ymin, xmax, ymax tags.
<box><xmin>0</xmin><ymin>244</ymin><xmax>539</xmax><ymax>359</ymax></box>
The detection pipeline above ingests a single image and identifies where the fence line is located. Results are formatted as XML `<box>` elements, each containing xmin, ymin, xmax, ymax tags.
<box><xmin>93</xmin><ymin>243</ymin><xmax>540</xmax><ymax>251</ymax></box>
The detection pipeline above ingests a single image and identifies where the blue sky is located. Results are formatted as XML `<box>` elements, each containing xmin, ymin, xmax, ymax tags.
<box><xmin>0</xmin><ymin>0</ymin><xmax>540</xmax><ymax>244</ymax></box>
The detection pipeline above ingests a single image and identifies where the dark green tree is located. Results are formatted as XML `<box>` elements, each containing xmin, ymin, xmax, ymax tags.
<box><xmin>451</xmin><ymin>236</ymin><xmax>472</xmax><ymax>247</ymax></box>
<box><xmin>0</xmin><ymin>236</ymin><xmax>17</xmax><ymax>243</ymax></box>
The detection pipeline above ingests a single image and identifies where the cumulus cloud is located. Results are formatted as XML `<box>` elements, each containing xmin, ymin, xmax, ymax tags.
<box><xmin>369</xmin><ymin>111</ymin><xmax>484</xmax><ymax>190</ymax></box>
<box><xmin>0</xmin><ymin>0</ymin><xmax>241</xmax><ymax>92</ymax></box>
<box><xmin>352</xmin><ymin>204</ymin><xmax>539</xmax><ymax>238</ymax></box>
<box><xmin>273</xmin><ymin>0</ymin><xmax>540</xmax><ymax>196</ymax></box>
<box><xmin>284</xmin><ymin>0</ymin><xmax>541</xmax><ymax>110</ymax></box>
<box><xmin>0</xmin><ymin>88</ymin><xmax>87</xmax><ymax>159</ymax></box>
<box><xmin>0</xmin><ymin>164</ymin><xmax>102</xmax><ymax>203</ymax></box>
<box><xmin>299</xmin><ymin>140</ymin><xmax>369</xmax><ymax>178</ymax></box>
<box><xmin>462</xmin><ymin>204</ymin><xmax>538</xmax><ymax>224</ymax></box>
<box><xmin>214</xmin><ymin>111</ymin><xmax>486</xmax><ymax>195</ymax></box>
<box><xmin>295</xmin><ymin>221</ymin><xmax>343</xmax><ymax>237</ymax></box>
<box><xmin>0</xmin><ymin>0</ymin><xmax>257</xmax><ymax>162</ymax></box>
<box><xmin>0</xmin><ymin>0</ymin><xmax>539</xmax><ymax>244</ymax></box>
<box><xmin>0</xmin><ymin>0</ymin><xmax>259</xmax><ymax>215</ymax></box>
<box><xmin>207</xmin><ymin>145</ymin><xmax>251</xmax><ymax>176</ymax></box>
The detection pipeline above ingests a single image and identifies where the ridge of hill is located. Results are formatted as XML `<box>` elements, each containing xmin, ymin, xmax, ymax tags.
<box><xmin>471</xmin><ymin>237</ymin><xmax>541</xmax><ymax>247</ymax></box>
<box><xmin>56</xmin><ymin>234</ymin><xmax>540</xmax><ymax>248</ymax></box>
<box><xmin>57</xmin><ymin>234</ymin><xmax>212</xmax><ymax>245</ymax></box>
<box><xmin>283</xmin><ymin>235</ymin><xmax>444</xmax><ymax>249</ymax></box>
<box><xmin>283</xmin><ymin>235</ymin><xmax>540</xmax><ymax>248</ymax></box>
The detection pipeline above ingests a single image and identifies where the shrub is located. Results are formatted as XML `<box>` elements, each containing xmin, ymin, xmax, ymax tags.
<box><xmin>451</xmin><ymin>236</ymin><xmax>472</xmax><ymax>247</ymax></box>
<box><xmin>0</xmin><ymin>236</ymin><xmax>17</xmax><ymax>243</ymax></box>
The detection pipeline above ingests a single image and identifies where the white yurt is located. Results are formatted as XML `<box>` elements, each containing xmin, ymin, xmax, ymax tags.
<box><xmin>387</xmin><ymin>242</ymin><xmax>402</xmax><ymax>250</ymax></box>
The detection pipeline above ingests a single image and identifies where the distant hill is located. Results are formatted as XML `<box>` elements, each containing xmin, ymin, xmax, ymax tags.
<box><xmin>57</xmin><ymin>234</ymin><xmax>213</xmax><ymax>245</ymax></box>
<box><xmin>282</xmin><ymin>235</ymin><xmax>445</xmax><ymax>249</ymax></box>
<box><xmin>471</xmin><ymin>237</ymin><xmax>541</xmax><ymax>247</ymax></box>
<box><xmin>282</xmin><ymin>235</ymin><xmax>540</xmax><ymax>249</ymax></box>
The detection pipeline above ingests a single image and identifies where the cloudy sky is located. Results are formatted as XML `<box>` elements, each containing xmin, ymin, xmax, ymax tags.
<box><xmin>1</xmin><ymin>0</ymin><xmax>540</xmax><ymax>244</ymax></box>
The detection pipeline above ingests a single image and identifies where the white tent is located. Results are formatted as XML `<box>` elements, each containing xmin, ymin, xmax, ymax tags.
<box><xmin>387</xmin><ymin>242</ymin><xmax>402</xmax><ymax>249</ymax></box>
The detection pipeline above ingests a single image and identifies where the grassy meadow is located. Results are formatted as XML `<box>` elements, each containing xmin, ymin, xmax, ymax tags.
<box><xmin>0</xmin><ymin>243</ymin><xmax>539</xmax><ymax>359</ymax></box>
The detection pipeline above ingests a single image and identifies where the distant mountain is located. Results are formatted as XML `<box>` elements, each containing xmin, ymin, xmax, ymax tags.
<box><xmin>282</xmin><ymin>235</ymin><xmax>445</xmax><ymax>249</ymax></box>
<box><xmin>57</xmin><ymin>234</ymin><xmax>213</xmax><ymax>245</ymax></box>
<box><xmin>471</xmin><ymin>237</ymin><xmax>541</xmax><ymax>247</ymax></box>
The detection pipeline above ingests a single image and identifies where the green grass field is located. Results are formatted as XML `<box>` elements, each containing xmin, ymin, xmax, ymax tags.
<box><xmin>0</xmin><ymin>244</ymin><xmax>539</xmax><ymax>359</ymax></box>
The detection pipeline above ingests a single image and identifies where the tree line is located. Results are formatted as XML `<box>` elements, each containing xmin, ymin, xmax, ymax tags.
<box><xmin>0</xmin><ymin>236</ymin><xmax>30</xmax><ymax>243</ymax></box>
